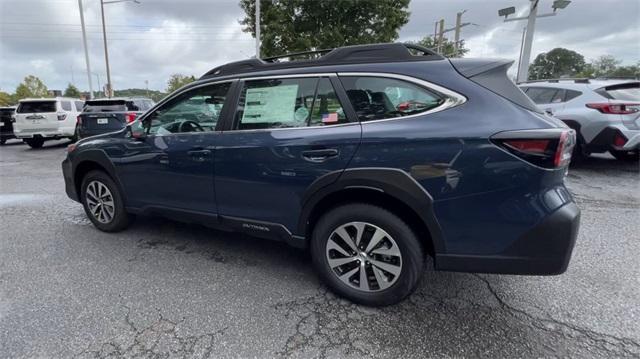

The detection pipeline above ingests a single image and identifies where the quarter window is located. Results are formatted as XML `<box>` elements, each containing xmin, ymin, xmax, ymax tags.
<box><xmin>147</xmin><ymin>82</ymin><xmax>230</xmax><ymax>135</ymax></box>
<box><xmin>235</xmin><ymin>77</ymin><xmax>347</xmax><ymax>130</ymax></box>
<box><xmin>340</xmin><ymin>76</ymin><xmax>445</xmax><ymax>122</ymax></box>
<box><xmin>75</xmin><ymin>101</ymin><xmax>84</xmax><ymax>111</ymax></box>
<box><xmin>525</xmin><ymin>87</ymin><xmax>558</xmax><ymax>104</ymax></box>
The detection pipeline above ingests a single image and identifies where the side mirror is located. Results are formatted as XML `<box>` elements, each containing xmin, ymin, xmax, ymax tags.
<box><xmin>128</xmin><ymin>120</ymin><xmax>147</xmax><ymax>140</ymax></box>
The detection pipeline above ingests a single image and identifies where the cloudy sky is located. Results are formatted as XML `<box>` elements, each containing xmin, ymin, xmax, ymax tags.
<box><xmin>0</xmin><ymin>0</ymin><xmax>638</xmax><ymax>93</ymax></box>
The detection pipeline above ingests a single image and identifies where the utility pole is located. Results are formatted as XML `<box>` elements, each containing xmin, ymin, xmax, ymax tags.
<box><xmin>499</xmin><ymin>0</ymin><xmax>572</xmax><ymax>83</ymax></box>
<box><xmin>78</xmin><ymin>0</ymin><xmax>94</xmax><ymax>99</ymax></box>
<box><xmin>255</xmin><ymin>0</ymin><xmax>261</xmax><ymax>58</ymax></box>
<box><xmin>100</xmin><ymin>0</ymin><xmax>112</xmax><ymax>98</ymax></box>
<box><xmin>453</xmin><ymin>10</ymin><xmax>468</xmax><ymax>57</ymax></box>
<box><xmin>437</xmin><ymin>19</ymin><xmax>444</xmax><ymax>54</ymax></box>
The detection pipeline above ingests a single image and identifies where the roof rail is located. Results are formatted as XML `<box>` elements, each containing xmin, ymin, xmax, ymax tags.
<box><xmin>200</xmin><ymin>42</ymin><xmax>443</xmax><ymax>79</ymax></box>
<box><xmin>521</xmin><ymin>78</ymin><xmax>591</xmax><ymax>84</ymax></box>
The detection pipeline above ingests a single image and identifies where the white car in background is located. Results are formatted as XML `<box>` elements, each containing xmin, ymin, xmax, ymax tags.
<box><xmin>13</xmin><ymin>97</ymin><xmax>84</xmax><ymax>148</ymax></box>
<box><xmin>519</xmin><ymin>79</ymin><xmax>640</xmax><ymax>161</ymax></box>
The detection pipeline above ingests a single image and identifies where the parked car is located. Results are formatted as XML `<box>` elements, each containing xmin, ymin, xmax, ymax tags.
<box><xmin>13</xmin><ymin>97</ymin><xmax>84</xmax><ymax>148</ymax></box>
<box><xmin>519</xmin><ymin>79</ymin><xmax>640</xmax><ymax>161</ymax></box>
<box><xmin>0</xmin><ymin>106</ymin><xmax>17</xmax><ymax>145</ymax></box>
<box><xmin>62</xmin><ymin>43</ymin><xmax>580</xmax><ymax>306</ymax></box>
<box><xmin>78</xmin><ymin>97</ymin><xmax>155</xmax><ymax>139</ymax></box>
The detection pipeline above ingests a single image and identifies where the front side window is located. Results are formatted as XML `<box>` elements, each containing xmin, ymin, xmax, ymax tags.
<box><xmin>235</xmin><ymin>77</ymin><xmax>348</xmax><ymax>130</ymax></box>
<box><xmin>147</xmin><ymin>82</ymin><xmax>231</xmax><ymax>135</ymax></box>
<box><xmin>340</xmin><ymin>76</ymin><xmax>445</xmax><ymax>122</ymax></box>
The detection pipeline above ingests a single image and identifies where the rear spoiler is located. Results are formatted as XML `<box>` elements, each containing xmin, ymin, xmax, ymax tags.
<box><xmin>449</xmin><ymin>58</ymin><xmax>541</xmax><ymax>113</ymax></box>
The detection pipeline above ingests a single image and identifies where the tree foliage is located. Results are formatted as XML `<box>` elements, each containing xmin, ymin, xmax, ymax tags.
<box><xmin>0</xmin><ymin>91</ymin><xmax>12</xmax><ymax>106</ymax></box>
<box><xmin>409</xmin><ymin>36</ymin><xmax>468</xmax><ymax>58</ymax></box>
<box><xmin>63</xmin><ymin>83</ymin><xmax>82</xmax><ymax>98</ymax></box>
<box><xmin>166</xmin><ymin>74</ymin><xmax>196</xmax><ymax>93</ymax></box>
<box><xmin>14</xmin><ymin>75</ymin><xmax>49</xmax><ymax>100</ymax></box>
<box><xmin>239</xmin><ymin>0</ymin><xmax>411</xmax><ymax>57</ymax></box>
<box><xmin>528</xmin><ymin>48</ymin><xmax>586</xmax><ymax>80</ymax></box>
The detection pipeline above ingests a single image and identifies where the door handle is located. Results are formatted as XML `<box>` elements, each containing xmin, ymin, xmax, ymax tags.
<box><xmin>188</xmin><ymin>149</ymin><xmax>211</xmax><ymax>161</ymax></box>
<box><xmin>302</xmin><ymin>149</ymin><xmax>339</xmax><ymax>163</ymax></box>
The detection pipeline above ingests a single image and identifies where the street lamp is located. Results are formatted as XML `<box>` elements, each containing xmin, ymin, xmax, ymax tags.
<box><xmin>90</xmin><ymin>72</ymin><xmax>102</xmax><ymax>97</ymax></box>
<box><xmin>498</xmin><ymin>0</ymin><xmax>571</xmax><ymax>83</ymax></box>
<box><xmin>100</xmin><ymin>0</ymin><xmax>141</xmax><ymax>98</ymax></box>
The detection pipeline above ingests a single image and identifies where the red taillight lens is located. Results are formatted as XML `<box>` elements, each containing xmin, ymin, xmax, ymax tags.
<box><xmin>125</xmin><ymin>113</ymin><xmax>137</xmax><ymax>123</ymax></box>
<box><xmin>76</xmin><ymin>115</ymin><xmax>82</xmax><ymax>125</ymax></box>
<box><xmin>493</xmin><ymin>129</ymin><xmax>575</xmax><ymax>169</ymax></box>
<box><xmin>586</xmin><ymin>103</ymin><xmax>640</xmax><ymax>115</ymax></box>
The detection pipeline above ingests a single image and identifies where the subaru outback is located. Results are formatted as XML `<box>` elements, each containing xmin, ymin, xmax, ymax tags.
<box><xmin>62</xmin><ymin>43</ymin><xmax>580</xmax><ymax>306</ymax></box>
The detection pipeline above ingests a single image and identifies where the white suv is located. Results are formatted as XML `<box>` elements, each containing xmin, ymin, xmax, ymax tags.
<box><xmin>13</xmin><ymin>97</ymin><xmax>84</xmax><ymax>148</ymax></box>
<box><xmin>519</xmin><ymin>80</ymin><xmax>639</xmax><ymax>161</ymax></box>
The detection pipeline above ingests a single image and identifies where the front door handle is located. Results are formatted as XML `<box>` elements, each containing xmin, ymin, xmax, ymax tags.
<box><xmin>302</xmin><ymin>148</ymin><xmax>339</xmax><ymax>163</ymax></box>
<box><xmin>188</xmin><ymin>149</ymin><xmax>211</xmax><ymax>162</ymax></box>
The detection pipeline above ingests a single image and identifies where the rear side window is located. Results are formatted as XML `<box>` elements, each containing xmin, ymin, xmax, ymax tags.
<box><xmin>83</xmin><ymin>100</ymin><xmax>128</xmax><ymax>113</ymax></box>
<box><xmin>597</xmin><ymin>82</ymin><xmax>640</xmax><ymax>101</ymax></box>
<box><xmin>235</xmin><ymin>77</ymin><xmax>348</xmax><ymax>130</ymax></box>
<box><xmin>61</xmin><ymin>101</ymin><xmax>72</xmax><ymax>111</ymax></box>
<box><xmin>17</xmin><ymin>101</ymin><xmax>57</xmax><ymax>113</ymax></box>
<box><xmin>524</xmin><ymin>87</ymin><xmax>558</xmax><ymax>104</ymax></box>
<box><xmin>339</xmin><ymin>76</ymin><xmax>445</xmax><ymax>122</ymax></box>
<box><xmin>75</xmin><ymin>101</ymin><xmax>84</xmax><ymax>111</ymax></box>
<box><xmin>564</xmin><ymin>90</ymin><xmax>582</xmax><ymax>102</ymax></box>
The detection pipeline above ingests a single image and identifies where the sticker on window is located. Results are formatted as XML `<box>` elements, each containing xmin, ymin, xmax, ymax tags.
<box><xmin>321</xmin><ymin>112</ymin><xmax>339</xmax><ymax>124</ymax></box>
<box><xmin>242</xmin><ymin>85</ymin><xmax>299</xmax><ymax>123</ymax></box>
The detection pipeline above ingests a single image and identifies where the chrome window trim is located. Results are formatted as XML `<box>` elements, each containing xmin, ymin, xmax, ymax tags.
<box><xmin>337</xmin><ymin>72</ymin><xmax>467</xmax><ymax>124</ymax></box>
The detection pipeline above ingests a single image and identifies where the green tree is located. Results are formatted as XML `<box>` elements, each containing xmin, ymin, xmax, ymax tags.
<box><xmin>528</xmin><ymin>48</ymin><xmax>586</xmax><ymax>80</ymax></box>
<box><xmin>409</xmin><ymin>36</ymin><xmax>469</xmax><ymax>58</ymax></box>
<box><xmin>166</xmin><ymin>74</ymin><xmax>196</xmax><ymax>93</ymax></box>
<box><xmin>14</xmin><ymin>75</ymin><xmax>49</xmax><ymax>100</ymax></box>
<box><xmin>63</xmin><ymin>83</ymin><xmax>82</xmax><ymax>98</ymax></box>
<box><xmin>239</xmin><ymin>0</ymin><xmax>410</xmax><ymax>57</ymax></box>
<box><xmin>0</xmin><ymin>91</ymin><xmax>13</xmax><ymax>106</ymax></box>
<box><xmin>590</xmin><ymin>55</ymin><xmax>621</xmax><ymax>77</ymax></box>
<box><xmin>608</xmin><ymin>64</ymin><xmax>640</xmax><ymax>79</ymax></box>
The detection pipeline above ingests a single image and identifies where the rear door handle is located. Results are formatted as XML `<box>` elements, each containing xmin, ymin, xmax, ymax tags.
<box><xmin>302</xmin><ymin>149</ymin><xmax>339</xmax><ymax>163</ymax></box>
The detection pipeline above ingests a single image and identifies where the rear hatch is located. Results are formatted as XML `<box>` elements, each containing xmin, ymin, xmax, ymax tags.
<box><xmin>79</xmin><ymin>99</ymin><xmax>137</xmax><ymax>133</ymax></box>
<box><xmin>15</xmin><ymin>100</ymin><xmax>61</xmax><ymax>132</ymax></box>
<box><xmin>592</xmin><ymin>82</ymin><xmax>640</xmax><ymax>129</ymax></box>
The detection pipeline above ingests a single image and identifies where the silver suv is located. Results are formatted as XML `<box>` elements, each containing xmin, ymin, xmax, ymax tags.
<box><xmin>519</xmin><ymin>79</ymin><xmax>639</xmax><ymax>161</ymax></box>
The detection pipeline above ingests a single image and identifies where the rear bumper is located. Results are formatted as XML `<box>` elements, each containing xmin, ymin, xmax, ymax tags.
<box><xmin>14</xmin><ymin>128</ymin><xmax>73</xmax><ymax>139</ymax></box>
<box><xmin>62</xmin><ymin>158</ymin><xmax>79</xmax><ymax>202</ymax></box>
<box><xmin>435</xmin><ymin>201</ymin><xmax>580</xmax><ymax>275</ymax></box>
<box><xmin>588</xmin><ymin>126</ymin><xmax>640</xmax><ymax>151</ymax></box>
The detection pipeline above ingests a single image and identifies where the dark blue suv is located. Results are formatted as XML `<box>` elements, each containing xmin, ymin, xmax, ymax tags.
<box><xmin>62</xmin><ymin>43</ymin><xmax>580</xmax><ymax>306</ymax></box>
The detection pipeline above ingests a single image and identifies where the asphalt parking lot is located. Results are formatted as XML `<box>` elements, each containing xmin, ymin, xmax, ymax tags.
<box><xmin>0</xmin><ymin>139</ymin><xmax>638</xmax><ymax>358</ymax></box>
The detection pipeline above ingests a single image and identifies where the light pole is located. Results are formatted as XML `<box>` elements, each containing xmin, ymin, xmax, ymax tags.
<box><xmin>499</xmin><ymin>0</ymin><xmax>571</xmax><ymax>83</ymax></box>
<box><xmin>100</xmin><ymin>0</ymin><xmax>141</xmax><ymax>98</ymax></box>
<box><xmin>91</xmin><ymin>72</ymin><xmax>102</xmax><ymax>97</ymax></box>
<box><xmin>77</xmin><ymin>0</ymin><xmax>94</xmax><ymax>99</ymax></box>
<box><xmin>255</xmin><ymin>0</ymin><xmax>261</xmax><ymax>58</ymax></box>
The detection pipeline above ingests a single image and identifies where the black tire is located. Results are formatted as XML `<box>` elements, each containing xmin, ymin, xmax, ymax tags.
<box><xmin>80</xmin><ymin>170</ymin><xmax>133</xmax><ymax>232</ymax></box>
<box><xmin>0</xmin><ymin>138</ymin><xmax>6</xmax><ymax>145</ymax></box>
<box><xmin>24</xmin><ymin>138</ymin><xmax>44</xmax><ymax>149</ymax></box>
<box><xmin>610</xmin><ymin>149</ymin><xmax>639</xmax><ymax>162</ymax></box>
<box><xmin>310</xmin><ymin>203</ymin><xmax>424</xmax><ymax>306</ymax></box>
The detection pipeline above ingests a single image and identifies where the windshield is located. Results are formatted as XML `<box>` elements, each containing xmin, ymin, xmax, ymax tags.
<box><xmin>17</xmin><ymin>101</ymin><xmax>57</xmax><ymax>113</ymax></box>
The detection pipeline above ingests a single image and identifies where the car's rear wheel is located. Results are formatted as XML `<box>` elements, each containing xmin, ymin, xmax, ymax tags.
<box><xmin>24</xmin><ymin>138</ymin><xmax>44</xmax><ymax>149</ymax></box>
<box><xmin>610</xmin><ymin>149</ymin><xmax>639</xmax><ymax>162</ymax></box>
<box><xmin>80</xmin><ymin>170</ymin><xmax>132</xmax><ymax>232</ymax></box>
<box><xmin>310</xmin><ymin>203</ymin><xmax>424</xmax><ymax>306</ymax></box>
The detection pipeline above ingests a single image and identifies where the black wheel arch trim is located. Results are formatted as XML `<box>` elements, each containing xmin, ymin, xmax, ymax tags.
<box><xmin>71</xmin><ymin>149</ymin><xmax>126</xmax><ymax>202</ymax></box>
<box><xmin>298</xmin><ymin>167</ymin><xmax>445</xmax><ymax>254</ymax></box>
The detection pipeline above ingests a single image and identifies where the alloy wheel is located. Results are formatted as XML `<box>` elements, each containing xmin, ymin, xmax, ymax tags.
<box><xmin>325</xmin><ymin>221</ymin><xmax>403</xmax><ymax>292</ymax></box>
<box><xmin>85</xmin><ymin>180</ymin><xmax>115</xmax><ymax>224</ymax></box>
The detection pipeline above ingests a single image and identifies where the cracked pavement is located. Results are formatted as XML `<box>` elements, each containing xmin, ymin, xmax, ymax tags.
<box><xmin>1</xmin><ymin>139</ymin><xmax>638</xmax><ymax>358</ymax></box>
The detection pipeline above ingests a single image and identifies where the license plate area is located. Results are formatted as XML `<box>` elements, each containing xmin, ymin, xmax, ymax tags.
<box><xmin>97</xmin><ymin>118</ymin><xmax>109</xmax><ymax>124</ymax></box>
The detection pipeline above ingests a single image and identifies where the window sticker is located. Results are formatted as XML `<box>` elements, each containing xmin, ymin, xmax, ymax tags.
<box><xmin>242</xmin><ymin>84</ymin><xmax>299</xmax><ymax>123</ymax></box>
<box><xmin>321</xmin><ymin>112</ymin><xmax>339</xmax><ymax>124</ymax></box>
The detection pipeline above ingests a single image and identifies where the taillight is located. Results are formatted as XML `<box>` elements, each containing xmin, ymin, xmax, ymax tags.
<box><xmin>492</xmin><ymin>129</ymin><xmax>575</xmax><ymax>169</ymax></box>
<box><xmin>125</xmin><ymin>113</ymin><xmax>137</xmax><ymax>123</ymax></box>
<box><xmin>76</xmin><ymin>115</ymin><xmax>82</xmax><ymax>125</ymax></box>
<box><xmin>57</xmin><ymin>113</ymin><xmax>67</xmax><ymax>121</ymax></box>
<box><xmin>586</xmin><ymin>103</ymin><xmax>640</xmax><ymax>115</ymax></box>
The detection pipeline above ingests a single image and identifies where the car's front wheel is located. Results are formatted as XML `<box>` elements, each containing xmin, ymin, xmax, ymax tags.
<box><xmin>310</xmin><ymin>203</ymin><xmax>424</xmax><ymax>306</ymax></box>
<box><xmin>80</xmin><ymin>170</ymin><xmax>132</xmax><ymax>232</ymax></box>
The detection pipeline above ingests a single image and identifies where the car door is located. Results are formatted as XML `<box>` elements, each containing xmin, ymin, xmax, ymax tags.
<box><xmin>214</xmin><ymin>75</ymin><xmax>361</xmax><ymax>234</ymax></box>
<box><xmin>116</xmin><ymin>81</ymin><xmax>234</xmax><ymax>215</ymax></box>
